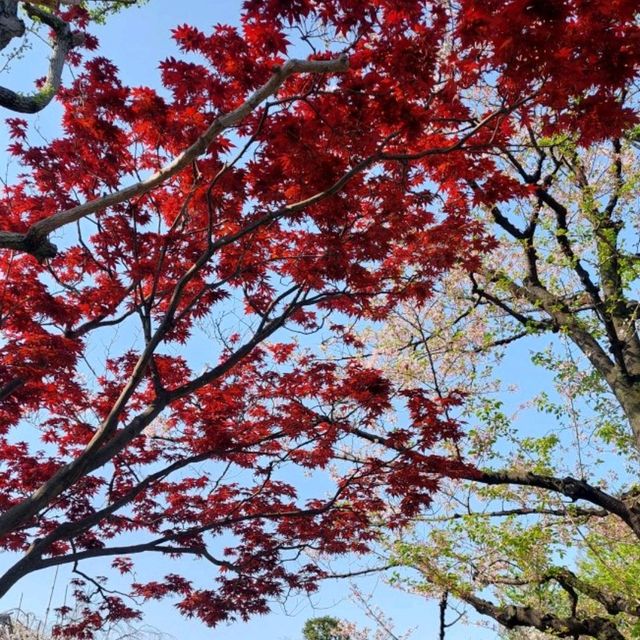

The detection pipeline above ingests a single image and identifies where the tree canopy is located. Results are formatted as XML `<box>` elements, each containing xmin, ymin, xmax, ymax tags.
<box><xmin>372</xmin><ymin>120</ymin><xmax>640</xmax><ymax>639</ymax></box>
<box><xmin>0</xmin><ymin>0</ymin><xmax>637</xmax><ymax>637</ymax></box>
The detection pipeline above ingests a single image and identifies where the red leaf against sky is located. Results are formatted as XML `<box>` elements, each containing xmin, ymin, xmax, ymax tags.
<box><xmin>0</xmin><ymin>0</ymin><xmax>637</xmax><ymax>633</ymax></box>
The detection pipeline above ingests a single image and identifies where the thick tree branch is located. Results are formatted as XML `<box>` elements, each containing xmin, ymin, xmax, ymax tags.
<box><xmin>466</xmin><ymin>468</ymin><xmax>640</xmax><ymax>536</ymax></box>
<box><xmin>461</xmin><ymin>591</ymin><xmax>625</xmax><ymax>640</ymax></box>
<box><xmin>446</xmin><ymin>506</ymin><xmax>609</xmax><ymax>520</ymax></box>
<box><xmin>0</xmin><ymin>377</ymin><xmax>23</xmax><ymax>401</ymax></box>
<box><xmin>0</xmin><ymin>285</ymin><xmax>322</xmax><ymax>545</ymax></box>
<box><xmin>0</xmin><ymin>3</ymin><xmax>84</xmax><ymax>114</ymax></box>
<box><xmin>547</xmin><ymin>568</ymin><xmax>640</xmax><ymax>618</ymax></box>
<box><xmin>492</xmin><ymin>275</ymin><xmax>617</xmax><ymax>379</ymax></box>
<box><xmin>0</xmin><ymin>1</ymin><xmax>23</xmax><ymax>51</ymax></box>
<box><xmin>470</xmin><ymin>273</ymin><xmax>555</xmax><ymax>333</ymax></box>
<box><xmin>0</xmin><ymin>55</ymin><xmax>349</xmax><ymax>258</ymax></box>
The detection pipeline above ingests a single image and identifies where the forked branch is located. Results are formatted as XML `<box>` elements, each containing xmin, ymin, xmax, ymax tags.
<box><xmin>0</xmin><ymin>55</ymin><xmax>349</xmax><ymax>259</ymax></box>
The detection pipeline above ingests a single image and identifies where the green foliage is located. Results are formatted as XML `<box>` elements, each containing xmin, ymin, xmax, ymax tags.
<box><xmin>82</xmin><ymin>0</ymin><xmax>149</xmax><ymax>24</ymax></box>
<box><xmin>303</xmin><ymin>617</ymin><xmax>350</xmax><ymax>640</ymax></box>
<box><xmin>364</xmin><ymin>126</ymin><xmax>640</xmax><ymax>639</ymax></box>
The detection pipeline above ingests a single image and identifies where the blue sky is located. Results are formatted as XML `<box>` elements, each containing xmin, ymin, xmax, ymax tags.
<box><xmin>0</xmin><ymin>2</ymin><xmax>553</xmax><ymax>638</ymax></box>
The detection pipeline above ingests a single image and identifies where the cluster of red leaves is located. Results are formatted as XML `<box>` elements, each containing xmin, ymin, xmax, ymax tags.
<box><xmin>0</xmin><ymin>0</ymin><xmax>637</xmax><ymax>634</ymax></box>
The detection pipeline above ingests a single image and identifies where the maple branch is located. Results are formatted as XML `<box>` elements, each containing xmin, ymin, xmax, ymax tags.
<box><xmin>0</xmin><ymin>428</ymin><xmax>302</xmax><ymax>592</ymax></box>
<box><xmin>0</xmin><ymin>3</ymin><xmax>85</xmax><ymax>114</ymax></box>
<box><xmin>23</xmin><ymin>485</ymin><xmax>350</xmax><ymax>575</ymax></box>
<box><xmin>0</xmin><ymin>140</ymin><xmax>390</xmax><ymax>540</ymax></box>
<box><xmin>380</xmin><ymin>95</ymin><xmax>533</xmax><ymax>163</ymax></box>
<box><xmin>0</xmin><ymin>438</ymin><xmax>374</xmax><ymax>599</ymax></box>
<box><xmin>0</xmin><ymin>377</ymin><xmax>23</xmax><ymax>401</ymax></box>
<box><xmin>0</xmin><ymin>55</ymin><xmax>349</xmax><ymax>259</ymax></box>
<box><xmin>0</xmin><ymin>287</ymin><xmax>321</xmax><ymax>543</ymax></box>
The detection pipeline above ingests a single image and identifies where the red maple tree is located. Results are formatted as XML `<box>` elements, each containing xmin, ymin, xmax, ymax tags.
<box><xmin>0</xmin><ymin>1</ymin><xmax>637</xmax><ymax>634</ymax></box>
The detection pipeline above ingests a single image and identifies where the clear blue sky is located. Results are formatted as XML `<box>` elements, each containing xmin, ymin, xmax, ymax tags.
<box><xmin>0</xmin><ymin>2</ymin><xmax>517</xmax><ymax>638</ymax></box>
